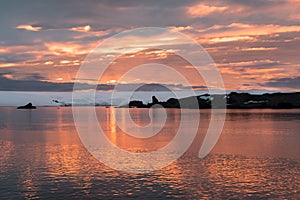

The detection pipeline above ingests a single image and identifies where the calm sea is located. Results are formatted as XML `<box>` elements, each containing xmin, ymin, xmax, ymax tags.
<box><xmin>0</xmin><ymin>107</ymin><xmax>299</xmax><ymax>199</ymax></box>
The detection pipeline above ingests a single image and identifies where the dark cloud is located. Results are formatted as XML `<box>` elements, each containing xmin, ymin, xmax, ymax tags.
<box><xmin>114</xmin><ymin>83</ymin><xmax>207</xmax><ymax>91</ymax></box>
<box><xmin>0</xmin><ymin>53</ymin><xmax>37</xmax><ymax>63</ymax></box>
<box><xmin>0</xmin><ymin>0</ymin><xmax>194</xmax><ymax>29</ymax></box>
<box><xmin>98</xmin><ymin>0</ymin><xmax>197</xmax><ymax>7</ymax></box>
<box><xmin>219</xmin><ymin>60</ymin><xmax>284</xmax><ymax>72</ymax></box>
<box><xmin>24</xmin><ymin>73</ymin><xmax>46</xmax><ymax>81</ymax></box>
<box><xmin>224</xmin><ymin>0</ymin><xmax>286</xmax><ymax>7</ymax></box>
<box><xmin>263</xmin><ymin>77</ymin><xmax>300</xmax><ymax>89</ymax></box>
<box><xmin>192</xmin><ymin>85</ymin><xmax>208</xmax><ymax>90</ymax></box>
<box><xmin>242</xmin><ymin>83</ymin><xmax>251</xmax><ymax>86</ymax></box>
<box><xmin>0</xmin><ymin>73</ymin><xmax>92</xmax><ymax>91</ymax></box>
<box><xmin>0</xmin><ymin>72</ymin><xmax>203</xmax><ymax>91</ymax></box>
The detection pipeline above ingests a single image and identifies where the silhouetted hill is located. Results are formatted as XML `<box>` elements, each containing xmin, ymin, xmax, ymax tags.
<box><xmin>127</xmin><ymin>92</ymin><xmax>300</xmax><ymax>109</ymax></box>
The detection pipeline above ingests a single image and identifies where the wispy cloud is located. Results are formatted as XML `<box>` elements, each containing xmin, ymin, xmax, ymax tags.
<box><xmin>239</xmin><ymin>47</ymin><xmax>278</xmax><ymax>51</ymax></box>
<box><xmin>16</xmin><ymin>24</ymin><xmax>42</xmax><ymax>32</ymax></box>
<box><xmin>70</xmin><ymin>25</ymin><xmax>91</xmax><ymax>32</ymax></box>
<box><xmin>187</xmin><ymin>4</ymin><xmax>227</xmax><ymax>17</ymax></box>
<box><xmin>209</xmin><ymin>36</ymin><xmax>254</xmax><ymax>43</ymax></box>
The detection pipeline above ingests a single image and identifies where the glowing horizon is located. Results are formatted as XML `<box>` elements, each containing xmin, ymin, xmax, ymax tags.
<box><xmin>0</xmin><ymin>1</ymin><xmax>299</xmax><ymax>92</ymax></box>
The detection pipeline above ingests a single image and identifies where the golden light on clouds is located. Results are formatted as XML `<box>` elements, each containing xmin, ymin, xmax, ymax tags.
<box><xmin>240</xmin><ymin>47</ymin><xmax>278</xmax><ymax>51</ymax></box>
<box><xmin>190</xmin><ymin>22</ymin><xmax>300</xmax><ymax>45</ymax></box>
<box><xmin>73</xmin><ymin>60</ymin><xmax>81</xmax><ymax>65</ymax></box>
<box><xmin>51</xmin><ymin>60</ymin><xmax>82</xmax><ymax>67</ymax></box>
<box><xmin>1</xmin><ymin>1</ymin><xmax>299</xmax><ymax>92</ymax></box>
<box><xmin>0</xmin><ymin>48</ymin><xmax>8</xmax><ymax>53</ymax></box>
<box><xmin>16</xmin><ymin>24</ymin><xmax>42</xmax><ymax>31</ymax></box>
<box><xmin>106</xmin><ymin>79</ymin><xmax>117</xmax><ymax>84</ymax></box>
<box><xmin>3</xmin><ymin>74</ymin><xmax>13</xmax><ymax>79</ymax></box>
<box><xmin>70</xmin><ymin>25</ymin><xmax>91</xmax><ymax>32</ymax></box>
<box><xmin>60</xmin><ymin>60</ymin><xmax>71</xmax><ymax>64</ymax></box>
<box><xmin>187</xmin><ymin>4</ymin><xmax>227</xmax><ymax>17</ymax></box>
<box><xmin>210</xmin><ymin>36</ymin><xmax>254</xmax><ymax>43</ymax></box>
<box><xmin>45</xmin><ymin>43</ymin><xmax>75</xmax><ymax>55</ymax></box>
<box><xmin>45</xmin><ymin>42</ymin><xmax>90</xmax><ymax>55</ymax></box>
<box><xmin>44</xmin><ymin>61</ymin><xmax>54</xmax><ymax>65</ymax></box>
<box><xmin>205</xmin><ymin>23</ymin><xmax>300</xmax><ymax>39</ymax></box>
<box><xmin>0</xmin><ymin>63</ymin><xmax>18</xmax><ymax>68</ymax></box>
<box><xmin>168</xmin><ymin>26</ymin><xmax>193</xmax><ymax>32</ymax></box>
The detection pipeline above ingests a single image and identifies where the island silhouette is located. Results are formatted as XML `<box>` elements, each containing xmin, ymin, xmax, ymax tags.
<box><xmin>17</xmin><ymin>102</ymin><xmax>37</xmax><ymax>109</ymax></box>
<box><xmin>127</xmin><ymin>92</ymin><xmax>300</xmax><ymax>109</ymax></box>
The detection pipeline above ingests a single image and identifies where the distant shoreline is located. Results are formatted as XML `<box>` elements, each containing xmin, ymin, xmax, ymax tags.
<box><xmin>1</xmin><ymin>106</ymin><xmax>300</xmax><ymax>110</ymax></box>
<box><xmin>1</xmin><ymin>90</ymin><xmax>299</xmax><ymax>107</ymax></box>
<box><xmin>127</xmin><ymin>92</ymin><xmax>300</xmax><ymax>109</ymax></box>
<box><xmin>2</xmin><ymin>91</ymin><xmax>300</xmax><ymax>109</ymax></box>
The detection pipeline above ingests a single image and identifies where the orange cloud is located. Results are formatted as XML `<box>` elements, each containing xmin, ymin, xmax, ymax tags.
<box><xmin>290</xmin><ymin>13</ymin><xmax>300</xmax><ymax>20</ymax></box>
<box><xmin>206</xmin><ymin>23</ymin><xmax>300</xmax><ymax>37</ymax></box>
<box><xmin>187</xmin><ymin>4</ymin><xmax>227</xmax><ymax>17</ymax></box>
<box><xmin>0</xmin><ymin>48</ymin><xmax>9</xmax><ymax>53</ymax></box>
<box><xmin>194</xmin><ymin>23</ymin><xmax>300</xmax><ymax>44</ymax></box>
<box><xmin>240</xmin><ymin>47</ymin><xmax>278</xmax><ymax>51</ymax></box>
<box><xmin>44</xmin><ymin>61</ymin><xmax>54</xmax><ymax>65</ymax></box>
<box><xmin>56</xmin><ymin>77</ymin><xmax>63</xmax><ymax>81</ymax></box>
<box><xmin>60</xmin><ymin>60</ymin><xmax>71</xmax><ymax>64</ymax></box>
<box><xmin>45</xmin><ymin>42</ymin><xmax>91</xmax><ymax>55</ymax></box>
<box><xmin>288</xmin><ymin>0</ymin><xmax>300</xmax><ymax>3</ymax></box>
<box><xmin>0</xmin><ymin>63</ymin><xmax>19</xmax><ymax>68</ymax></box>
<box><xmin>209</xmin><ymin>36</ymin><xmax>254</xmax><ymax>43</ymax></box>
<box><xmin>2</xmin><ymin>74</ymin><xmax>13</xmax><ymax>79</ymax></box>
<box><xmin>168</xmin><ymin>26</ymin><xmax>193</xmax><ymax>32</ymax></box>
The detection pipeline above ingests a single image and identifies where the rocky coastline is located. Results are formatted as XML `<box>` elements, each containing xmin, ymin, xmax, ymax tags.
<box><xmin>127</xmin><ymin>92</ymin><xmax>300</xmax><ymax>109</ymax></box>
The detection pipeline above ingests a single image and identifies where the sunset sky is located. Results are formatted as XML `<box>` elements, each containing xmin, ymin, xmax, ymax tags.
<box><xmin>0</xmin><ymin>0</ymin><xmax>300</xmax><ymax>91</ymax></box>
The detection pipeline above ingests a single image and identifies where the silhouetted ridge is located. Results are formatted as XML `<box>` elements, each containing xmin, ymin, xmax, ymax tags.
<box><xmin>127</xmin><ymin>92</ymin><xmax>300</xmax><ymax>109</ymax></box>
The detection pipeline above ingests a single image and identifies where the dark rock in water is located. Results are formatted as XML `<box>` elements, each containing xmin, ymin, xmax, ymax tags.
<box><xmin>17</xmin><ymin>103</ymin><xmax>37</xmax><ymax>109</ymax></box>
<box><xmin>227</xmin><ymin>92</ymin><xmax>300</xmax><ymax>109</ymax></box>
<box><xmin>52</xmin><ymin>99</ymin><xmax>59</xmax><ymax>103</ymax></box>
<box><xmin>152</xmin><ymin>96</ymin><xmax>159</xmax><ymax>104</ymax></box>
<box><xmin>52</xmin><ymin>99</ymin><xmax>71</xmax><ymax>106</ymax></box>
<box><xmin>129</xmin><ymin>100</ymin><xmax>147</xmax><ymax>108</ymax></box>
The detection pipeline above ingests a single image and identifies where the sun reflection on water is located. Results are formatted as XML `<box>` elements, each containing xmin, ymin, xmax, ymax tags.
<box><xmin>0</xmin><ymin>107</ymin><xmax>299</xmax><ymax>199</ymax></box>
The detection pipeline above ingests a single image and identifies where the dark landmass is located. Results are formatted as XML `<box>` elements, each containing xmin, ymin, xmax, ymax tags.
<box><xmin>227</xmin><ymin>92</ymin><xmax>300</xmax><ymax>109</ymax></box>
<box><xmin>17</xmin><ymin>102</ymin><xmax>37</xmax><ymax>109</ymax></box>
<box><xmin>127</xmin><ymin>92</ymin><xmax>300</xmax><ymax>109</ymax></box>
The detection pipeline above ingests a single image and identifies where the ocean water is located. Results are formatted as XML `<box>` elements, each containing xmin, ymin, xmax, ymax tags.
<box><xmin>0</xmin><ymin>107</ymin><xmax>299</xmax><ymax>199</ymax></box>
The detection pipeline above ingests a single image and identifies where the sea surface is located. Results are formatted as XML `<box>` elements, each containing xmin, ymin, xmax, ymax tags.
<box><xmin>0</xmin><ymin>107</ymin><xmax>299</xmax><ymax>199</ymax></box>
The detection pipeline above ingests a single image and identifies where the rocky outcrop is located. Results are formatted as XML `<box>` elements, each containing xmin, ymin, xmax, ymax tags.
<box><xmin>129</xmin><ymin>100</ymin><xmax>147</xmax><ymax>108</ymax></box>
<box><xmin>227</xmin><ymin>92</ymin><xmax>300</xmax><ymax>108</ymax></box>
<box><xmin>128</xmin><ymin>92</ymin><xmax>300</xmax><ymax>109</ymax></box>
<box><xmin>17</xmin><ymin>103</ymin><xmax>37</xmax><ymax>109</ymax></box>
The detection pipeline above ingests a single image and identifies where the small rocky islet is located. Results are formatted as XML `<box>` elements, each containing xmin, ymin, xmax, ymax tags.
<box><xmin>17</xmin><ymin>102</ymin><xmax>37</xmax><ymax>109</ymax></box>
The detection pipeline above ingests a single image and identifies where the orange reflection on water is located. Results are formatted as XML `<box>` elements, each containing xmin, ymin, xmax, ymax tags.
<box><xmin>42</xmin><ymin>108</ymin><xmax>96</xmax><ymax>192</ymax></box>
<box><xmin>213</xmin><ymin>109</ymin><xmax>300</xmax><ymax>159</ymax></box>
<box><xmin>0</xmin><ymin>107</ymin><xmax>299</xmax><ymax>199</ymax></box>
<box><xmin>102</xmin><ymin>107</ymin><xmax>181</xmax><ymax>152</ymax></box>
